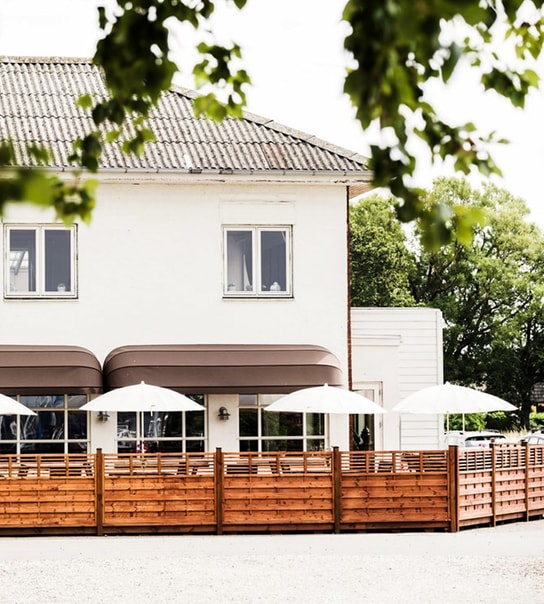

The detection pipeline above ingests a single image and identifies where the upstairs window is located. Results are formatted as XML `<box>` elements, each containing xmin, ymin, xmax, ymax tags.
<box><xmin>224</xmin><ymin>227</ymin><xmax>291</xmax><ymax>296</ymax></box>
<box><xmin>5</xmin><ymin>225</ymin><xmax>76</xmax><ymax>298</ymax></box>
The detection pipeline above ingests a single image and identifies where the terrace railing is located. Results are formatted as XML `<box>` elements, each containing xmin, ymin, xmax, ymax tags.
<box><xmin>0</xmin><ymin>444</ymin><xmax>542</xmax><ymax>535</ymax></box>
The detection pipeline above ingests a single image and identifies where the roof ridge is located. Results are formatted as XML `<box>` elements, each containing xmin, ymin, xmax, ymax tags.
<box><xmin>0</xmin><ymin>56</ymin><xmax>93</xmax><ymax>64</ymax></box>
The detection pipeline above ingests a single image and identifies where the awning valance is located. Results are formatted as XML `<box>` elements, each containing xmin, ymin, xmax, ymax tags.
<box><xmin>0</xmin><ymin>345</ymin><xmax>103</xmax><ymax>395</ymax></box>
<box><xmin>103</xmin><ymin>344</ymin><xmax>343</xmax><ymax>394</ymax></box>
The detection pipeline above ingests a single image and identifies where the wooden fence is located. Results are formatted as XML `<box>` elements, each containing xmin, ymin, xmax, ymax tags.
<box><xmin>0</xmin><ymin>444</ymin><xmax>543</xmax><ymax>535</ymax></box>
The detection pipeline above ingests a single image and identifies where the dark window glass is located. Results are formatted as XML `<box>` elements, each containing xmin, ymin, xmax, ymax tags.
<box><xmin>45</xmin><ymin>229</ymin><xmax>71</xmax><ymax>292</ymax></box>
<box><xmin>260</xmin><ymin>230</ymin><xmax>286</xmax><ymax>292</ymax></box>
<box><xmin>263</xmin><ymin>412</ymin><xmax>302</xmax><ymax>437</ymax></box>
<box><xmin>9</xmin><ymin>229</ymin><xmax>36</xmax><ymax>292</ymax></box>
<box><xmin>306</xmin><ymin>413</ymin><xmax>325</xmax><ymax>436</ymax></box>
<box><xmin>239</xmin><ymin>408</ymin><xmax>258</xmax><ymax>437</ymax></box>
<box><xmin>226</xmin><ymin>230</ymin><xmax>253</xmax><ymax>292</ymax></box>
<box><xmin>240</xmin><ymin>439</ymin><xmax>259</xmax><ymax>452</ymax></box>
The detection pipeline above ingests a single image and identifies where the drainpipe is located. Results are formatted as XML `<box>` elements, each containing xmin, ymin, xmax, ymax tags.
<box><xmin>346</xmin><ymin>186</ymin><xmax>354</xmax><ymax>448</ymax></box>
<box><xmin>346</xmin><ymin>185</ymin><xmax>353</xmax><ymax>389</ymax></box>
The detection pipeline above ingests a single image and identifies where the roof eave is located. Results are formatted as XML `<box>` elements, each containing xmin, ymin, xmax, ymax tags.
<box><xmin>11</xmin><ymin>166</ymin><xmax>373</xmax><ymax>188</ymax></box>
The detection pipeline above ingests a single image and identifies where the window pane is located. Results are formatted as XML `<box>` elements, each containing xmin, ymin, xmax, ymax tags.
<box><xmin>306</xmin><ymin>413</ymin><xmax>325</xmax><ymax>436</ymax></box>
<box><xmin>21</xmin><ymin>395</ymin><xmax>64</xmax><ymax>409</ymax></box>
<box><xmin>307</xmin><ymin>439</ymin><xmax>325</xmax><ymax>451</ymax></box>
<box><xmin>20</xmin><ymin>410</ymin><xmax>64</xmax><ymax>452</ymax></box>
<box><xmin>9</xmin><ymin>229</ymin><xmax>36</xmax><ymax>292</ymax></box>
<box><xmin>186</xmin><ymin>440</ymin><xmax>205</xmax><ymax>453</ymax></box>
<box><xmin>0</xmin><ymin>414</ymin><xmax>17</xmax><ymax>452</ymax></box>
<box><xmin>262</xmin><ymin>411</ymin><xmax>280</xmax><ymax>436</ymax></box>
<box><xmin>157</xmin><ymin>440</ymin><xmax>183</xmax><ymax>453</ymax></box>
<box><xmin>239</xmin><ymin>394</ymin><xmax>258</xmax><ymax>407</ymax></box>
<box><xmin>45</xmin><ymin>229</ymin><xmax>71</xmax><ymax>292</ymax></box>
<box><xmin>186</xmin><ymin>411</ymin><xmax>204</xmax><ymax>437</ymax></box>
<box><xmin>260</xmin><ymin>230</ymin><xmax>287</xmax><ymax>292</ymax></box>
<box><xmin>67</xmin><ymin>411</ymin><xmax>87</xmax><ymax>440</ymax></box>
<box><xmin>143</xmin><ymin>412</ymin><xmax>162</xmax><ymax>438</ymax></box>
<box><xmin>226</xmin><ymin>230</ymin><xmax>253</xmax><ymax>292</ymax></box>
<box><xmin>240</xmin><ymin>439</ymin><xmax>258</xmax><ymax>452</ymax></box>
<box><xmin>117</xmin><ymin>412</ymin><xmax>137</xmax><ymax>452</ymax></box>
<box><xmin>162</xmin><ymin>412</ymin><xmax>182</xmax><ymax>437</ymax></box>
<box><xmin>239</xmin><ymin>408</ymin><xmax>258</xmax><ymax>437</ymax></box>
<box><xmin>69</xmin><ymin>441</ymin><xmax>88</xmax><ymax>453</ymax></box>
<box><xmin>263</xmin><ymin>439</ymin><xmax>303</xmax><ymax>452</ymax></box>
<box><xmin>263</xmin><ymin>412</ymin><xmax>302</xmax><ymax>437</ymax></box>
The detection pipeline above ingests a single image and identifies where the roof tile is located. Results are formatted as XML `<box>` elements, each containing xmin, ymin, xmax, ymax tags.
<box><xmin>0</xmin><ymin>57</ymin><xmax>370</xmax><ymax>177</ymax></box>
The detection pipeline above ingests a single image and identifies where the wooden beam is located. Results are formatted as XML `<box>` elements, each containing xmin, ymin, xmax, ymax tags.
<box><xmin>215</xmin><ymin>448</ymin><xmax>224</xmax><ymax>535</ymax></box>
<box><xmin>95</xmin><ymin>449</ymin><xmax>104</xmax><ymax>536</ymax></box>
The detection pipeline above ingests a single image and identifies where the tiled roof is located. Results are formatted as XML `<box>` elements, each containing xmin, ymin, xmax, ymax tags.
<box><xmin>0</xmin><ymin>57</ymin><xmax>370</xmax><ymax>179</ymax></box>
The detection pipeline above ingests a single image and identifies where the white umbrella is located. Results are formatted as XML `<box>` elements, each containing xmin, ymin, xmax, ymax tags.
<box><xmin>392</xmin><ymin>382</ymin><xmax>516</xmax><ymax>430</ymax></box>
<box><xmin>264</xmin><ymin>384</ymin><xmax>387</xmax><ymax>414</ymax></box>
<box><xmin>0</xmin><ymin>393</ymin><xmax>37</xmax><ymax>416</ymax></box>
<box><xmin>80</xmin><ymin>381</ymin><xmax>205</xmax><ymax>413</ymax></box>
<box><xmin>392</xmin><ymin>382</ymin><xmax>516</xmax><ymax>415</ymax></box>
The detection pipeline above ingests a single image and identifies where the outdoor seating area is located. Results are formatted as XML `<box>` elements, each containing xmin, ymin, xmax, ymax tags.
<box><xmin>0</xmin><ymin>443</ymin><xmax>543</xmax><ymax>536</ymax></box>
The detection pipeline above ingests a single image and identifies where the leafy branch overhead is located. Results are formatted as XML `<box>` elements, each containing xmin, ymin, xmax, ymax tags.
<box><xmin>344</xmin><ymin>0</ymin><xmax>544</xmax><ymax>247</ymax></box>
<box><xmin>1</xmin><ymin>0</ymin><xmax>544</xmax><ymax>246</ymax></box>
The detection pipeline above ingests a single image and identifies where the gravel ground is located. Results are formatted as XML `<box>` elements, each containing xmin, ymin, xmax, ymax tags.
<box><xmin>0</xmin><ymin>520</ymin><xmax>543</xmax><ymax>603</ymax></box>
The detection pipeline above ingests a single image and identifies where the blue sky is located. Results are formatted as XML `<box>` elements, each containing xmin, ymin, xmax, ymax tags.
<box><xmin>1</xmin><ymin>0</ymin><xmax>543</xmax><ymax>225</ymax></box>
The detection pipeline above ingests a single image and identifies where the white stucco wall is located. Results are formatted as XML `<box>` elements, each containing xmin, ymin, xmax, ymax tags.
<box><xmin>1</xmin><ymin>175</ymin><xmax>351</xmax><ymax>451</ymax></box>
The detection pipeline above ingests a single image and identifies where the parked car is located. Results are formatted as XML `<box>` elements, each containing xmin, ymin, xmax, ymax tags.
<box><xmin>445</xmin><ymin>430</ymin><xmax>507</xmax><ymax>448</ymax></box>
<box><xmin>520</xmin><ymin>430</ymin><xmax>544</xmax><ymax>445</ymax></box>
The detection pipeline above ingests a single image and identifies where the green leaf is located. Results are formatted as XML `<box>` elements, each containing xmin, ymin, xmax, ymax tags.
<box><xmin>77</xmin><ymin>94</ymin><xmax>94</xmax><ymax>110</ymax></box>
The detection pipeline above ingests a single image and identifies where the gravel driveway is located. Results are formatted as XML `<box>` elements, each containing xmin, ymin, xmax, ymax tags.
<box><xmin>0</xmin><ymin>520</ymin><xmax>543</xmax><ymax>603</ymax></box>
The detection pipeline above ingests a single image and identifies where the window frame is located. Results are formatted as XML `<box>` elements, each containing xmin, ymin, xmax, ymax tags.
<box><xmin>223</xmin><ymin>225</ymin><xmax>292</xmax><ymax>297</ymax></box>
<box><xmin>4</xmin><ymin>224</ymin><xmax>77</xmax><ymax>299</ymax></box>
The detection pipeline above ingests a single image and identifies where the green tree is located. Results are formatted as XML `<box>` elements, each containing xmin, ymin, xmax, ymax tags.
<box><xmin>411</xmin><ymin>178</ymin><xmax>544</xmax><ymax>428</ymax></box>
<box><xmin>2</xmin><ymin>0</ymin><xmax>544</xmax><ymax>244</ymax></box>
<box><xmin>485</xmin><ymin>313</ymin><xmax>544</xmax><ymax>427</ymax></box>
<box><xmin>348</xmin><ymin>176</ymin><xmax>544</xmax><ymax>427</ymax></box>
<box><xmin>349</xmin><ymin>194</ymin><xmax>416</xmax><ymax>306</ymax></box>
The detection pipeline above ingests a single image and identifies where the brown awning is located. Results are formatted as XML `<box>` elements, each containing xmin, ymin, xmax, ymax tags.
<box><xmin>0</xmin><ymin>345</ymin><xmax>103</xmax><ymax>395</ymax></box>
<box><xmin>103</xmin><ymin>344</ymin><xmax>343</xmax><ymax>394</ymax></box>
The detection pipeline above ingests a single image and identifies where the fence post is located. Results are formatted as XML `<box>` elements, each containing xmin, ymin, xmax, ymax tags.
<box><xmin>491</xmin><ymin>443</ymin><xmax>497</xmax><ymax>527</ymax></box>
<box><xmin>95</xmin><ymin>448</ymin><xmax>104</xmax><ymax>536</ymax></box>
<box><xmin>523</xmin><ymin>440</ymin><xmax>530</xmax><ymax>522</ymax></box>
<box><xmin>332</xmin><ymin>447</ymin><xmax>342</xmax><ymax>533</ymax></box>
<box><xmin>215</xmin><ymin>448</ymin><xmax>224</xmax><ymax>535</ymax></box>
<box><xmin>447</xmin><ymin>445</ymin><xmax>459</xmax><ymax>532</ymax></box>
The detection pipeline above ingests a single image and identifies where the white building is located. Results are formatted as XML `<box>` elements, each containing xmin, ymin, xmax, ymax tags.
<box><xmin>350</xmin><ymin>307</ymin><xmax>444</xmax><ymax>450</ymax></box>
<box><xmin>0</xmin><ymin>57</ymin><xmax>442</xmax><ymax>455</ymax></box>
